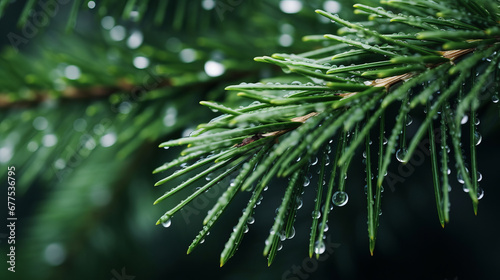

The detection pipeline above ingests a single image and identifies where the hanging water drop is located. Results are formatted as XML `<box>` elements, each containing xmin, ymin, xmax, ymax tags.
<box><xmin>460</xmin><ymin>115</ymin><xmax>469</xmax><ymax>125</ymax></box>
<box><xmin>247</xmin><ymin>216</ymin><xmax>255</xmax><ymax>224</ymax></box>
<box><xmin>161</xmin><ymin>218</ymin><xmax>172</xmax><ymax>228</ymax></box>
<box><xmin>395</xmin><ymin>148</ymin><xmax>408</xmax><ymax>163</ymax></box>
<box><xmin>311</xmin><ymin>157</ymin><xmax>319</xmax><ymax>166</ymax></box>
<box><xmin>405</xmin><ymin>114</ymin><xmax>413</xmax><ymax>126</ymax></box>
<box><xmin>477</xmin><ymin>187</ymin><xmax>484</xmax><ymax>200</ymax></box>
<box><xmin>332</xmin><ymin>191</ymin><xmax>348</xmax><ymax>206</ymax></box>
<box><xmin>462</xmin><ymin>184</ymin><xmax>469</xmax><ymax>193</ymax></box>
<box><xmin>206</xmin><ymin>173</ymin><xmax>213</xmax><ymax>181</ymax></box>
<box><xmin>457</xmin><ymin>170</ymin><xmax>466</xmax><ymax>184</ymax></box>
<box><xmin>492</xmin><ymin>95</ymin><xmax>499</xmax><ymax>103</ymax></box>
<box><xmin>474</xmin><ymin>131</ymin><xmax>482</xmax><ymax>146</ymax></box>
<box><xmin>296</xmin><ymin>198</ymin><xmax>303</xmax><ymax>210</ymax></box>
<box><xmin>314</xmin><ymin>240</ymin><xmax>326</xmax><ymax>254</ymax></box>
<box><xmin>312</xmin><ymin>210</ymin><xmax>321</xmax><ymax>219</ymax></box>
<box><xmin>303</xmin><ymin>176</ymin><xmax>310</xmax><ymax>187</ymax></box>
<box><xmin>477</xmin><ymin>171</ymin><xmax>482</xmax><ymax>182</ymax></box>
<box><xmin>287</xmin><ymin>227</ymin><xmax>296</xmax><ymax>239</ymax></box>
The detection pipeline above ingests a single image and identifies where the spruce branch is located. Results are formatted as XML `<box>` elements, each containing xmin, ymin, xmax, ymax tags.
<box><xmin>153</xmin><ymin>0</ymin><xmax>500</xmax><ymax>265</ymax></box>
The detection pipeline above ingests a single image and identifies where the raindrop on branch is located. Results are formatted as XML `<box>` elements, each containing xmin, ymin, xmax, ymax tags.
<box><xmin>332</xmin><ymin>191</ymin><xmax>348</xmax><ymax>206</ymax></box>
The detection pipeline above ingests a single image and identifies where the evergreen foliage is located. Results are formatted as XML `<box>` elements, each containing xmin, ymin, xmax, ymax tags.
<box><xmin>0</xmin><ymin>0</ymin><xmax>498</xmax><ymax>277</ymax></box>
<box><xmin>153</xmin><ymin>0</ymin><xmax>500</xmax><ymax>266</ymax></box>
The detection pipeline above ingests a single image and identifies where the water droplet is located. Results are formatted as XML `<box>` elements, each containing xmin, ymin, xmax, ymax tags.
<box><xmin>163</xmin><ymin>107</ymin><xmax>177</xmax><ymax>127</ymax></box>
<box><xmin>296</xmin><ymin>198</ymin><xmax>303</xmax><ymax>210</ymax></box>
<box><xmin>325</xmin><ymin>156</ymin><xmax>330</xmax><ymax>166</ymax></box>
<box><xmin>303</xmin><ymin>176</ymin><xmax>310</xmax><ymax>187</ymax></box>
<box><xmin>310</xmin><ymin>157</ymin><xmax>318</xmax><ymax>166</ymax></box>
<box><xmin>460</xmin><ymin>115</ymin><xmax>469</xmax><ymax>125</ymax></box>
<box><xmin>323</xmin><ymin>1</ymin><xmax>341</xmax><ymax>13</ymax></box>
<box><xmin>247</xmin><ymin>216</ymin><xmax>255</xmax><ymax>224</ymax></box>
<box><xmin>64</xmin><ymin>65</ymin><xmax>81</xmax><ymax>80</ymax></box>
<box><xmin>100</xmin><ymin>132</ymin><xmax>117</xmax><ymax>147</ymax></box>
<box><xmin>127</xmin><ymin>30</ymin><xmax>143</xmax><ymax>49</ymax></box>
<box><xmin>279</xmin><ymin>0</ymin><xmax>303</xmax><ymax>14</ymax></box>
<box><xmin>477</xmin><ymin>187</ymin><xmax>484</xmax><ymax>200</ymax></box>
<box><xmin>314</xmin><ymin>240</ymin><xmax>326</xmax><ymax>254</ymax></box>
<box><xmin>133</xmin><ymin>56</ymin><xmax>149</xmax><ymax>69</ymax></box>
<box><xmin>287</xmin><ymin>227</ymin><xmax>295</xmax><ymax>239</ymax></box>
<box><xmin>279</xmin><ymin>34</ymin><xmax>294</xmax><ymax>47</ymax></box>
<box><xmin>33</xmin><ymin>116</ymin><xmax>49</xmax><ymax>130</ymax></box>
<box><xmin>101</xmin><ymin>16</ymin><xmax>115</xmax><ymax>30</ymax></box>
<box><xmin>202</xmin><ymin>0</ymin><xmax>216</xmax><ymax>10</ymax></box>
<box><xmin>477</xmin><ymin>171</ymin><xmax>482</xmax><ymax>182</ymax></box>
<box><xmin>395</xmin><ymin>148</ymin><xmax>408</xmax><ymax>163</ymax></box>
<box><xmin>492</xmin><ymin>95</ymin><xmax>499</xmax><ymax>103</ymax></box>
<box><xmin>205</xmin><ymin>173</ymin><xmax>213</xmax><ymax>181</ymax></box>
<box><xmin>27</xmin><ymin>141</ymin><xmax>39</xmax><ymax>152</ymax></box>
<box><xmin>110</xmin><ymin>25</ymin><xmax>126</xmax><ymax>41</ymax></box>
<box><xmin>319</xmin><ymin>222</ymin><xmax>329</xmax><ymax>232</ymax></box>
<box><xmin>312</xmin><ymin>210</ymin><xmax>321</xmax><ymax>219</ymax></box>
<box><xmin>204</xmin><ymin>60</ymin><xmax>225</xmax><ymax>77</ymax></box>
<box><xmin>179</xmin><ymin>48</ymin><xmax>196</xmax><ymax>63</ymax></box>
<box><xmin>87</xmin><ymin>1</ymin><xmax>96</xmax><ymax>9</ymax></box>
<box><xmin>161</xmin><ymin>218</ymin><xmax>172</xmax><ymax>228</ymax></box>
<box><xmin>405</xmin><ymin>114</ymin><xmax>413</xmax><ymax>126</ymax></box>
<box><xmin>291</xmin><ymin>81</ymin><xmax>302</xmax><ymax>85</ymax></box>
<box><xmin>332</xmin><ymin>191</ymin><xmax>348</xmax><ymax>206</ymax></box>
<box><xmin>42</xmin><ymin>134</ymin><xmax>58</xmax><ymax>147</ymax></box>
<box><xmin>457</xmin><ymin>171</ymin><xmax>466</xmax><ymax>184</ymax></box>
<box><xmin>474</xmin><ymin>131</ymin><xmax>482</xmax><ymax>146</ymax></box>
<box><xmin>278</xmin><ymin>243</ymin><xmax>283</xmax><ymax>251</ymax></box>
<box><xmin>44</xmin><ymin>243</ymin><xmax>66</xmax><ymax>266</ymax></box>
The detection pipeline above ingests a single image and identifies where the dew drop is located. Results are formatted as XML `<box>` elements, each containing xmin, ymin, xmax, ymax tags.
<box><xmin>311</xmin><ymin>157</ymin><xmax>319</xmax><ymax>166</ymax></box>
<box><xmin>457</xmin><ymin>171</ymin><xmax>465</xmax><ymax>184</ymax></box>
<box><xmin>161</xmin><ymin>218</ymin><xmax>172</xmax><ymax>228</ymax></box>
<box><xmin>460</xmin><ymin>115</ymin><xmax>469</xmax><ymax>125</ymax></box>
<box><xmin>332</xmin><ymin>191</ymin><xmax>348</xmax><ymax>207</ymax></box>
<box><xmin>312</xmin><ymin>210</ymin><xmax>321</xmax><ymax>219</ymax></box>
<box><xmin>303</xmin><ymin>176</ymin><xmax>310</xmax><ymax>187</ymax></box>
<box><xmin>492</xmin><ymin>95</ymin><xmax>499</xmax><ymax>103</ymax></box>
<box><xmin>395</xmin><ymin>148</ymin><xmax>408</xmax><ymax>163</ymax></box>
<box><xmin>477</xmin><ymin>187</ymin><xmax>484</xmax><ymax>200</ymax></box>
<box><xmin>474</xmin><ymin>131</ymin><xmax>482</xmax><ymax>146</ymax></box>
<box><xmin>287</xmin><ymin>227</ymin><xmax>296</xmax><ymax>239</ymax></box>
<box><xmin>296</xmin><ymin>198</ymin><xmax>303</xmax><ymax>210</ymax></box>
<box><xmin>477</xmin><ymin>171</ymin><xmax>482</xmax><ymax>182</ymax></box>
<box><xmin>247</xmin><ymin>216</ymin><xmax>255</xmax><ymax>224</ymax></box>
<box><xmin>405</xmin><ymin>114</ymin><xmax>413</xmax><ymax>126</ymax></box>
<box><xmin>314</xmin><ymin>240</ymin><xmax>326</xmax><ymax>254</ymax></box>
